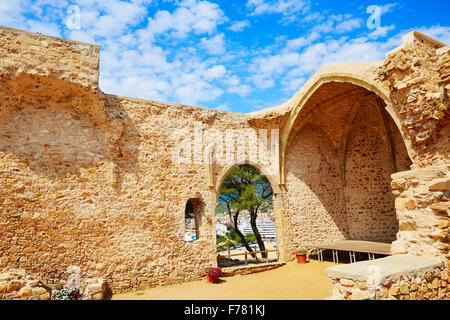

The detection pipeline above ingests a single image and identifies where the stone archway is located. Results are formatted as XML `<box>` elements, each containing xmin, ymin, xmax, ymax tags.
<box><xmin>280</xmin><ymin>77</ymin><xmax>413</xmax><ymax>255</ymax></box>
<box><xmin>215</xmin><ymin>161</ymin><xmax>282</xmax><ymax>200</ymax></box>
<box><xmin>214</xmin><ymin>162</ymin><xmax>287</xmax><ymax>262</ymax></box>
<box><xmin>280</xmin><ymin>73</ymin><xmax>415</xmax><ymax>186</ymax></box>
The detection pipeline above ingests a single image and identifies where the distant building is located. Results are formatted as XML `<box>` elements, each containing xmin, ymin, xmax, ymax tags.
<box><xmin>240</xmin><ymin>220</ymin><xmax>276</xmax><ymax>241</ymax></box>
<box><xmin>216</xmin><ymin>223</ymin><xmax>228</xmax><ymax>236</ymax></box>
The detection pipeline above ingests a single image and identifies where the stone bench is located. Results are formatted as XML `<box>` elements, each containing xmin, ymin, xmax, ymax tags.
<box><xmin>325</xmin><ymin>255</ymin><xmax>448</xmax><ymax>300</ymax></box>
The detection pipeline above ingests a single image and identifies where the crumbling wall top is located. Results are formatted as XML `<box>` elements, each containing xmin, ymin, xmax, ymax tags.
<box><xmin>0</xmin><ymin>25</ymin><xmax>100</xmax><ymax>90</ymax></box>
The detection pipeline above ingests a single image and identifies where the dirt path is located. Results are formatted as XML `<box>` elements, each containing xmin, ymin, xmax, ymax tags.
<box><xmin>113</xmin><ymin>260</ymin><xmax>337</xmax><ymax>300</ymax></box>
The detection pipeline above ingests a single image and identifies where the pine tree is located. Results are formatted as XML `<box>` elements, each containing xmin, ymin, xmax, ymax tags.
<box><xmin>219</xmin><ymin>164</ymin><xmax>273</xmax><ymax>259</ymax></box>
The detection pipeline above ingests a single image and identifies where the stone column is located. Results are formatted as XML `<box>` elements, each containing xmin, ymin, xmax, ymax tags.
<box><xmin>390</xmin><ymin>165</ymin><xmax>449</xmax><ymax>264</ymax></box>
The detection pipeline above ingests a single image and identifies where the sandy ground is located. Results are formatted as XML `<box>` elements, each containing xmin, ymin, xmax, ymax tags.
<box><xmin>113</xmin><ymin>260</ymin><xmax>337</xmax><ymax>300</ymax></box>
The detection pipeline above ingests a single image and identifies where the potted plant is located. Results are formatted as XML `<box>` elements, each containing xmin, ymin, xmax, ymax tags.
<box><xmin>204</xmin><ymin>267</ymin><xmax>223</xmax><ymax>283</ymax></box>
<box><xmin>293</xmin><ymin>249</ymin><xmax>307</xmax><ymax>264</ymax></box>
<box><xmin>51</xmin><ymin>280</ymin><xmax>81</xmax><ymax>300</ymax></box>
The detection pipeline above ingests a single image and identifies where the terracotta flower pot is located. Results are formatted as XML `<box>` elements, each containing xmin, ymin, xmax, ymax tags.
<box><xmin>295</xmin><ymin>253</ymin><xmax>307</xmax><ymax>264</ymax></box>
<box><xmin>206</xmin><ymin>274</ymin><xmax>218</xmax><ymax>283</ymax></box>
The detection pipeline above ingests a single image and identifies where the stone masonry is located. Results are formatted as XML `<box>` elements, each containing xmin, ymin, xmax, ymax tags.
<box><xmin>0</xmin><ymin>25</ymin><xmax>448</xmax><ymax>298</ymax></box>
<box><xmin>326</xmin><ymin>255</ymin><xmax>449</xmax><ymax>300</ymax></box>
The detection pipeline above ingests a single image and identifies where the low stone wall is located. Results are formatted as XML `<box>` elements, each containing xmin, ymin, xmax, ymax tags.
<box><xmin>0</xmin><ymin>268</ymin><xmax>111</xmax><ymax>300</ymax></box>
<box><xmin>221</xmin><ymin>262</ymin><xmax>286</xmax><ymax>277</ymax></box>
<box><xmin>0</xmin><ymin>269</ymin><xmax>50</xmax><ymax>300</ymax></box>
<box><xmin>390</xmin><ymin>165</ymin><xmax>450</xmax><ymax>261</ymax></box>
<box><xmin>325</xmin><ymin>255</ymin><xmax>449</xmax><ymax>300</ymax></box>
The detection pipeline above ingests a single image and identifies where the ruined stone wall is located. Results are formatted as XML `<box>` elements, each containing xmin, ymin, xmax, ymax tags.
<box><xmin>0</xmin><ymin>25</ymin><xmax>449</xmax><ymax>298</ymax></box>
<box><xmin>0</xmin><ymin>26</ymin><xmax>288</xmax><ymax>293</ymax></box>
<box><xmin>344</xmin><ymin>99</ymin><xmax>400</xmax><ymax>242</ymax></box>
<box><xmin>0</xmin><ymin>268</ymin><xmax>111</xmax><ymax>300</ymax></box>
<box><xmin>329</xmin><ymin>261</ymin><xmax>449</xmax><ymax>300</ymax></box>
<box><xmin>283</xmin><ymin>87</ymin><xmax>413</xmax><ymax>249</ymax></box>
<box><xmin>391</xmin><ymin>165</ymin><xmax>449</xmax><ymax>263</ymax></box>
<box><xmin>0</xmin><ymin>26</ymin><xmax>100</xmax><ymax>89</ymax></box>
<box><xmin>375</xmin><ymin>34</ymin><xmax>450</xmax><ymax>167</ymax></box>
<box><xmin>0</xmin><ymin>269</ymin><xmax>50</xmax><ymax>300</ymax></box>
<box><xmin>284</xmin><ymin>124</ymin><xmax>348</xmax><ymax>252</ymax></box>
<box><xmin>0</xmin><ymin>89</ymin><xmax>285</xmax><ymax>292</ymax></box>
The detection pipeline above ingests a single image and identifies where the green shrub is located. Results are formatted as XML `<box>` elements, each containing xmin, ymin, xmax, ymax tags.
<box><xmin>244</xmin><ymin>233</ymin><xmax>256</xmax><ymax>243</ymax></box>
<box><xmin>216</xmin><ymin>235</ymin><xmax>227</xmax><ymax>244</ymax></box>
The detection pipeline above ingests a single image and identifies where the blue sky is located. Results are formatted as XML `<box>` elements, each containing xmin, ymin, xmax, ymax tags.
<box><xmin>0</xmin><ymin>0</ymin><xmax>449</xmax><ymax>113</ymax></box>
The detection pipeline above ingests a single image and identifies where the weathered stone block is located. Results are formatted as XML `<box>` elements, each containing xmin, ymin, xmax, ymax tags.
<box><xmin>339</xmin><ymin>279</ymin><xmax>355</xmax><ymax>287</ymax></box>
<box><xmin>390</xmin><ymin>286</ymin><xmax>401</xmax><ymax>296</ymax></box>
<box><xmin>428</xmin><ymin>179</ymin><xmax>450</xmax><ymax>191</ymax></box>
<box><xmin>431</xmin><ymin>278</ymin><xmax>440</xmax><ymax>289</ymax></box>
<box><xmin>18</xmin><ymin>286</ymin><xmax>32</xmax><ymax>297</ymax></box>
<box><xmin>405</xmin><ymin>199</ymin><xmax>417</xmax><ymax>210</ymax></box>
<box><xmin>400</xmin><ymin>284</ymin><xmax>410</xmax><ymax>294</ymax></box>
<box><xmin>424</xmin><ymin>272</ymin><xmax>434</xmax><ymax>282</ymax></box>
<box><xmin>351</xmin><ymin>289</ymin><xmax>372</xmax><ymax>300</ymax></box>
<box><xmin>430</xmin><ymin>202</ymin><xmax>449</xmax><ymax>214</ymax></box>
<box><xmin>382</xmin><ymin>287</ymin><xmax>389</xmax><ymax>299</ymax></box>
<box><xmin>357</xmin><ymin>281</ymin><xmax>368</xmax><ymax>290</ymax></box>
<box><xmin>7</xmin><ymin>280</ymin><xmax>23</xmax><ymax>292</ymax></box>
<box><xmin>39</xmin><ymin>292</ymin><xmax>50</xmax><ymax>300</ymax></box>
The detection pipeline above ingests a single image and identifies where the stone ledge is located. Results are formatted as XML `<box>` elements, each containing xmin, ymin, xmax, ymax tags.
<box><xmin>387</xmin><ymin>30</ymin><xmax>447</xmax><ymax>57</ymax></box>
<box><xmin>325</xmin><ymin>255</ymin><xmax>444</xmax><ymax>283</ymax></box>
<box><xmin>391</xmin><ymin>165</ymin><xmax>449</xmax><ymax>182</ymax></box>
<box><xmin>221</xmin><ymin>262</ymin><xmax>286</xmax><ymax>277</ymax></box>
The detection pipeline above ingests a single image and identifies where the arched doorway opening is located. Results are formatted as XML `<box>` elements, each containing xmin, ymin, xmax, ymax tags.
<box><xmin>184</xmin><ymin>197</ymin><xmax>205</xmax><ymax>242</ymax></box>
<box><xmin>215</xmin><ymin>164</ymin><xmax>280</xmax><ymax>267</ymax></box>
<box><xmin>281</xmin><ymin>79</ymin><xmax>412</xmax><ymax>258</ymax></box>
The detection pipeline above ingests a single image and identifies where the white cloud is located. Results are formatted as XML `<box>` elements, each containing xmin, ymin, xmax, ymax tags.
<box><xmin>281</xmin><ymin>75</ymin><xmax>306</xmax><ymax>92</ymax></box>
<box><xmin>203</xmin><ymin>65</ymin><xmax>227</xmax><ymax>80</ymax></box>
<box><xmin>0</xmin><ymin>0</ymin><xmax>66</xmax><ymax>36</ymax></box>
<box><xmin>227</xmin><ymin>84</ymin><xmax>252</xmax><ymax>97</ymax></box>
<box><xmin>301</xmin><ymin>11</ymin><xmax>323</xmax><ymax>23</ymax></box>
<box><xmin>228</xmin><ymin>20</ymin><xmax>250</xmax><ymax>32</ymax></box>
<box><xmin>379</xmin><ymin>3</ymin><xmax>398</xmax><ymax>14</ymax></box>
<box><xmin>285</xmin><ymin>32</ymin><xmax>319</xmax><ymax>50</ymax></box>
<box><xmin>99</xmin><ymin>37</ymin><xmax>230</xmax><ymax>105</ymax></box>
<box><xmin>249</xmin><ymin>51</ymin><xmax>302</xmax><ymax>89</ymax></box>
<box><xmin>310</xmin><ymin>14</ymin><xmax>363</xmax><ymax>35</ymax></box>
<box><xmin>248</xmin><ymin>29</ymin><xmax>408</xmax><ymax>93</ymax></box>
<box><xmin>201</xmin><ymin>33</ymin><xmax>226</xmax><ymax>55</ymax></box>
<box><xmin>76</xmin><ymin>1</ymin><xmax>230</xmax><ymax>106</ymax></box>
<box><xmin>335</xmin><ymin>18</ymin><xmax>362</xmax><ymax>33</ymax></box>
<box><xmin>140</xmin><ymin>0</ymin><xmax>227</xmax><ymax>40</ymax></box>
<box><xmin>0</xmin><ymin>1</ymin><xmax>26</xmax><ymax>28</ymax></box>
<box><xmin>246</xmin><ymin>0</ymin><xmax>307</xmax><ymax>16</ymax></box>
<box><xmin>174</xmin><ymin>80</ymin><xmax>223</xmax><ymax>105</ymax></box>
<box><xmin>368</xmin><ymin>25</ymin><xmax>395</xmax><ymax>39</ymax></box>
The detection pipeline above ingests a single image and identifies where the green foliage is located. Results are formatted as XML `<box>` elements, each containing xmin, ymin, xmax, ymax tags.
<box><xmin>225</xmin><ymin>240</ymin><xmax>235</xmax><ymax>247</ymax></box>
<box><xmin>216</xmin><ymin>234</ymin><xmax>257</xmax><ymax>251</ymax></box>
<box><xmin>215</xmin><ymin>202</ymin><xmax>227</xmax><ymax>214</ymax></box>
<box><xmin>217</xmin><ymin>165</ymin><xmax>274</xmax><ymax>256</ymax></box>
<box><xmin>217</xmin><ymin>239</ymin><xmax>238</xmax><ymax>252</ymax></box>
<box><xmin>226</xmin><ymin>229</ymin><xmax>240</xmax><ymax>242</ymax></box>
<box><xmin>216</xmin><ymin>234</ymin><xmax>227</xmax><ymax>244</ymax></box>
<box><xmin>218</xmin><ymin>164</ymin><xmax>273</xmax><ymax>215</ymax></box>
<box><xmin>244</xmin><ymin>233</ymin><xmax>256</xmax><ymax>243</ymax></box>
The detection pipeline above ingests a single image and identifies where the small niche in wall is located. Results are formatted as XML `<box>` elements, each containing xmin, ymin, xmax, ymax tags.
<box><xmin>184</xmin><ymin>198</ymin><xmax>204</xmax><ymax>242</ymax></box>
